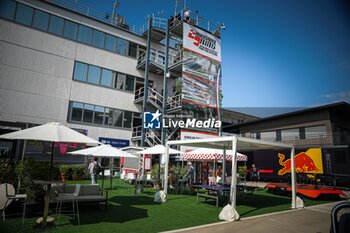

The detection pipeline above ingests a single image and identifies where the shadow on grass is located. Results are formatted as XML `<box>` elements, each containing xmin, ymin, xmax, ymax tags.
<box><xmin>70</xmin><ymin>195</ymin><xmax>160</xmax><ymax>225</ymax></box>
<box><xmin>74</xmin><ymin>204</ymin><xmax>149</xmax><ymax>225</ymax></box>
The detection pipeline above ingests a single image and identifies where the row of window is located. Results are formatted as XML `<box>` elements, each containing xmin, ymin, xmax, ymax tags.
<box><xmin>68</xmin><ymin>101</ymin><xmax>136</xmax><ymax>129</ymax></box>
<box><xmin>0</xmin><ymin>0</ymin><xmax>140</xmax><ymax>57</ymax></box>
<box><xmin>73</xmin><ymin>61</ymin><xmax>135</xmax><ymax>92</ymax></box>
<box><xmin>249</xmin><ymin>125</ymin><xmax>328</xmax><ymax>141</ymax></box>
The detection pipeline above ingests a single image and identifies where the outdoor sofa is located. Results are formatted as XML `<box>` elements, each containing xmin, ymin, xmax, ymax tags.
<box><xmin>51</xmin><ymin>184</ymin><xmax>108</xmax><ymax>211</ymax></box>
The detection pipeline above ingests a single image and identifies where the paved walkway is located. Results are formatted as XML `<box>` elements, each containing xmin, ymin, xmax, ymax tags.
<box><xmin>162</xmin><ymin>182</ymin><xmax>350</xmax><ymax>233</ymax></box>
<box><xmin>163</xmin><ymin>202</ymin><xmax>345</xmax><ymax>233</ymax></box>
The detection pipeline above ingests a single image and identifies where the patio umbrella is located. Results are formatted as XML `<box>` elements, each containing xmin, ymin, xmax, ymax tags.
<box><xmin>182</xmin><ymin>148</ymin><xmax>247</xmax><ymax>161</ymax></box>
<box><xmin>68</xmin><ymin>144</ymin><xmax>137</xmax><ymax>158</ymax></box>
<box><xmin>0</xmin><ymin>122</ymin><xmax>101</xmax><ymax>179</ymax></box>
<box><xmin>68</xmin><ymin>144</ymin><xmax>137</xmax><ymax>188</ymax></box>
<box><xmin>136</xmin><ymin>144</ymin><xmax>182</xmax><ymax>155</ymax></box>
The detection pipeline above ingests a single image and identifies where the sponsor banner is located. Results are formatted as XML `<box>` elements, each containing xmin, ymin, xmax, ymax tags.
<box><xmin>182</xmin><ymin>23</ymin><xmax>222</xmax><ymax>135</ymax></box>
<box><xmin>180</xmin><ymin>130</ymin><xmax>219</xmax><ymax>153</ymax></box>
<box><xmin>98</xmin><ymin>137</ymin><xmax>129</xmax><ymax>148</ymax></box>
<box><xmin>278</xmin><ymin>148</ymin><xmax>324</xmax><ymax>175</ymax></box>
<box><xmin>183</xmin><ymin>49</ymin><xmax>221</xmax><ymax>83</ymax></box>
<box><xmin>183</xmin><ymin>23</ymin><xmax>221</xmax><ymax>62</ymax></box>
<box><xmin>182</xmin><ymin>73</ymin><xmax>218</xmax><ymax>107</ymax></box>
<box><xmin>181</xmin><ymin>102</ymin><xmax>219</xmax><ymax>134</ymax></box>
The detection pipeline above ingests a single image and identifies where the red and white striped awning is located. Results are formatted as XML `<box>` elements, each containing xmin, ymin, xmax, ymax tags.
<box><xmin>182</xmin><ymin>148</ymin><xmax>247</xmax><ymax>161</ymax></box>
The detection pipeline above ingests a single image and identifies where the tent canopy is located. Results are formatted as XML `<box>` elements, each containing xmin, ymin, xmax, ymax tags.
<box><xmin>164</xmin><ymin>136</ymin><xmax>296</xmax><ymax>216</ymax></box>
<box><xmin>182</xmin><ymin>148</ymin><xmax>247</xmax><ymax>161</ymax></box>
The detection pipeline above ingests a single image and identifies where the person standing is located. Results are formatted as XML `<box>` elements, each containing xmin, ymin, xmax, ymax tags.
<box><xmin>186</xmin><ymin>162</ymin><xmax>194</xmax><ymax>188</ymax></box>
<box><xmin>216</xmin><ymin>165</ymin><xmax>223</xmax><ymax>183</ymax></box>
<box><xmin>250</xmin><ymin>164</ymin><xmax>260</xmax><ymax>185</ymax></box>
<box><xmin>88</xmin><ymin>157</ymin><xmax>99</xmax><ymax>184</ymax></box>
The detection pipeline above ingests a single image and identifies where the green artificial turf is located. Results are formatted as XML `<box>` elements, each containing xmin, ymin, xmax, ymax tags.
<box><xmin>0</xmin><ymin>179</ymin><xmax>336</xmax><ymax>233</ymax></box>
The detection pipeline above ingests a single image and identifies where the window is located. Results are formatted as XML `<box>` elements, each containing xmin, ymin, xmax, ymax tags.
<box><xmin>63</xmin><ymin>20</ymin><xmax>78</xmax><ymax>40</ymax></box>
<box><xmin>158</xmin><ymin>51</ymin><xmax>165</xmax><ymax>65</ymax></box>
<box><xmin>72</xmin><ymin>61</ymin><xmax>138</xmax><ymax>92</ymax></box>
<box><xmin>104</xmin><ymin>34</ymin><xmax>116</xmax><ymax>52</ymax></box>
<box><xmin>125</xmin><ymin>75</ymin><xmax>135</xmax><ymax>91</ymax></box>
<box><xmin>48</xmin><ymin>15</ymin><xmax>64</xmax><ymax>36</ymax></box>
<box><xmin>77</xmin><ymin>25</ymin><xmax>92</xmax><ymax>44</ymax></box>
<box><xmin>101</xmin><ymin>69</ymin><xmax>113</xmax><ymax>87</ymax></box>
<box><xmin>82</xmin><ymin>104</ymin><xmax>94</xmax><ymax>123</ymax></box>
<box><xmin>104</xmin><ymin>108</ymin><xmax>112</xmax><ymax>125</ymax></box>
<box><xmin>116</xmin><ymin>38</ymin><xmax>128</xmax><ymax>55</ymax></box>
<box><xmin>0</xmin><ymin>0</ymin><xmax>17</xmax><ymax>20</ymax></box>
<box><xmin>32</xmin><ymin>9</ymin><xmax>49</xmax><ymax>31</ymax></box>
<box><xmin>260</xmin><ymin>131</ymin><xmax>276</xmax><ymax>141</ymax></box>
<box><xmin>123</xmin><ymin>111</ymin><xmax>133</xmax><ymax>128</ymax></box>
<box><xmin>15</xmin><ymin>3</ymin><xmax>33</xmax><ymax>26</ymax></box>
<box><xmin>87</xmin><ymin>65</ymin><xmax>101</xmax><ymax>84</ymax></box>
<box><xmin>71</xmin><ymin>102</ymin><xmax>83</xmax><ymax>122</ymax></box>
<box><xmin>68</xmin><ymin>101</ymin><xmax>135</xmax><ymax>129</ymax></box>
<box><xmin>116</xmin><ymin>73</ymin><xmax>126</xmax><ymax>90</ymax></box>
<box><xmin>73</xmin><ymin>62</ymin><xmax>88</xmax><ymax>82</ymax></box>
<box><xmin>305</xmin><ymin>125</ymin><xmax>327</xmax><ymax>139</ymax></box>
<box><xmin>111</xmin><ymin>109</ymin><xmax>123</xmax><ymax>127</ymax></box>
<box><xmin>92</xmin><ymin>30</ymin><xmax>105</xmax><ymax>48</ymax></box>
<box><xmin>281</xmin><ymin>128</ymin><xmax>300</xmax><ymax>140</ymax></box>
<box><xmin>94</xmin><ymin>106</ymin><xmax>104</xmax><ymax>125</ymax></box>
<box><xmin>128</xmin><ymin>42</ymin><xmax>137</xmax><ymax>58</ymax></box>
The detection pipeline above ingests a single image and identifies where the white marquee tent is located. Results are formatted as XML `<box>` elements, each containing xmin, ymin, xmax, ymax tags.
<box><xmin>164</xmin><ymin>136</ymin><xmax>296</xmax><ymax>220</ymax></box>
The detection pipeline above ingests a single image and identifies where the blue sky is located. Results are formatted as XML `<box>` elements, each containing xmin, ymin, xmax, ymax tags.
<box><xmin>84</xmin><ymin>0</ymin><xmax>350</xmax><ymax>108</ymax></box>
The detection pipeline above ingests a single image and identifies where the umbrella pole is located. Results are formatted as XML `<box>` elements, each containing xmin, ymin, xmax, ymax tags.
<box><xmin>110</xmin><ymin>158</ymin><xmax>113</xmax><ymax>189</ymax></box>
<box><xmin>49</xmin><ymin>141</ymin><xmax>54</xmax><ymax>180</ymax></box>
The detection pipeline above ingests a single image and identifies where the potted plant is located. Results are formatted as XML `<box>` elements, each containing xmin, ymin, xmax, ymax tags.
<box><xmin>72</xmin><ymin>166</ymin><xmax>85</xmax><ymax>180</ymax></box>
<box><xmin>60</xmin><ymin>165</ymin><xmax>70</xmax><ymax>182</ymax></box>
<box><xmin>151</xmin><ymin>164</ymin><xmax>160</xmax><ymax>189</ymax></box>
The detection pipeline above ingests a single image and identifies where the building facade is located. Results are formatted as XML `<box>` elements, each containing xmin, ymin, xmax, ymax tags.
<box><xmin>0</xmin><ymin>0</ymin><xmax>224</xmax><ymax>164</ymax></box>
<box><xmin>223</xmin><ymin>102</ymin><xmax>350</xmax><ymax>185</ymax></box>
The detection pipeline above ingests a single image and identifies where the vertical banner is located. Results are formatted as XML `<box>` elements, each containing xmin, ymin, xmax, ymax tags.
<box><xmin>182</xmin><ymin>23</ymin><xmax>222</xmax><ymax>135</ymax></box>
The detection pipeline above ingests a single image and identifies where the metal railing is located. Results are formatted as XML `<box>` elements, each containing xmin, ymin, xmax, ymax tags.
<box><xmin>134</xmin><ymin>87</ymin><xmax>164</xmax><ymax>110</ymax></box>
<box><xmin>47</xmin><ymin>1</ymin><xmax>221</xmax><ymax>36</ymax></box>
<box><xmin>137</xmin><ymin>50</ymin><xmax>166</xmax><ymax>67</ymax></box>
<box><xmin>137</xmin><ymin>48</ymin><xmax>184</xmax><ymax>70</ymax></box>
<box><xmin>140</xmin><ymin>16</ymin><xmax>168</xmax><ymax>35</ymax></box>
<box><xmin>145</xmin><ymin>129</ymin><xmax>162</xmax><ymax>146</ymax></box>
<box><xmin>47</xmin><ymin>0</ymin><xmax>142</xmax><ymax>34</ymax></box>
<box><xmin>171</xmin><ymin>8</ymin><xmax>219</xmax><ymax>34</ymax></box>
<box><xmin>167</xmin><ymin>94</ymin><xmax>182</xmax><ymax>111</ymax></box>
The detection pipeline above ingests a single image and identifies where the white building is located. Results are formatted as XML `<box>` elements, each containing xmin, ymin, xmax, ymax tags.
<box><xmin>0</xmin><ymin>0</ymin><xmax>224</xmax><ymax>164</ymax></box>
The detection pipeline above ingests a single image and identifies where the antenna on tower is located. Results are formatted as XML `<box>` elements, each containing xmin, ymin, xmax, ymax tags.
<box><xmin>111</xmin><ymin>0</ymin><xmax>120</xmax><ymax>24</ymax></box>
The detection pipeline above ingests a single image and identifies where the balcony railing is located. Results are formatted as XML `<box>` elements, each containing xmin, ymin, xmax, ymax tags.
<box><xmin>47</xmin><ymin>0</ymin><xmax>142</xmax><ymax>34</ymax></box>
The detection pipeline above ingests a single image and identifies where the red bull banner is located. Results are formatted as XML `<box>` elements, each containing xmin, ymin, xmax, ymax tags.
<box><xmin>278</xmin><ymin>148</ymin><xmax>324</xmax><ymax>175</ymax></box>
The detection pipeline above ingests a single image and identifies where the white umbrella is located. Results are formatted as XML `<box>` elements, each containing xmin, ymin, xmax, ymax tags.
<box><xmin>68</xmin><ymin>144</ymin><xmax>137</xmax><ymax>158</ymax></box>
<box><xmin>68</xmin><ymin>145</ymin><xmax>137</xmax><ymax>188</ymax></box>
<box><xmin>136</xmin><ymin>144</ymin><xmax>182</xmax><ymax>155</ymax></box>
<box><xmin>0</xmin><ymin>122</ymin><xmax>101</xmax><ymax>179</ymax></box>
<box><xmin>0</xmin><ymin>122</ymin><xmax>101</xmax><ymax>229</ymax></box>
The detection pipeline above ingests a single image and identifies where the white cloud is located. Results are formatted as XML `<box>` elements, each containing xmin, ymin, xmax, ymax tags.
<box><xmin>323</xmin><ymin>90</ymin><xmax>350</xmax><ymax>103</ymax></box>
